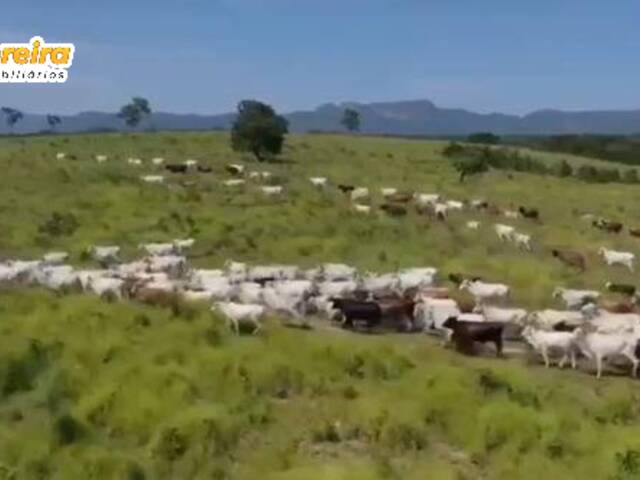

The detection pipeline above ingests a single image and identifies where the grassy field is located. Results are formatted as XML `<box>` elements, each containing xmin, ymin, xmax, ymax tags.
<box><xmin>2</xmin><ymin>132</ymin><xmax>640</xmax><ymax>478</ymax></box>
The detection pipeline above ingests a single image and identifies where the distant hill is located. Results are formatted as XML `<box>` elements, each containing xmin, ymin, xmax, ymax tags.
<box><xmin>4</xmin><ymin>100</ymin><xmax>640</xmax><ymax>136</ymax></box>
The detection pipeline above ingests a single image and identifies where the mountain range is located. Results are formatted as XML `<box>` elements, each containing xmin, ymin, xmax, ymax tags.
<box><xmin>4</xmin><ymin>100</ymin><xmax>640</xmax><ymax>136</ymax></box>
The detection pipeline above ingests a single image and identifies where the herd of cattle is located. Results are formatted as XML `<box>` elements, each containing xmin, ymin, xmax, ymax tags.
<box><xmin>2</xmin><ymin>238</ymin><xmax>640</xmax><ymax>379</ymax></box>
<box><xmin>40</xmin><ymin>154</ymin><xmax>640</xmax><ymax>379</ymax></box>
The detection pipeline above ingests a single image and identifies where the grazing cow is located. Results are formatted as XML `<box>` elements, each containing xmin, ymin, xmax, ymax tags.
<box><xmin>337</xmin><ymin>184</ymin><xmax>355</xmax><ymax>194</ymax></box>
<box><xmin>466</xmin><ymin>221</ymin><xmax>480</xmax><ymax>230</ymax></box>
<box><xmin>350</xmin><ymin>187</ymin><xmax>370</xmax><ymax>202</ymax></box>
<box><xmin>599</xmin><ymin>247</ymin><xmax>635</xmax><ymax>271</ymax></box>
<box><xmin>127</xmin><ymin>158</ymin><xmax>142</xmax><ymax>165</ymax></box>
<box><xmin>226</xmin><ymin>164</ymin><xmax>245</xmax><ymax>176</ymax></box>
<box><xmin>593</xmin><ymin>218</ymin><xmax>623</xmax><ymax>234</ymax></box>
<box><xmin>494</xmin><ymin>224</ymin><xmax>515</xmax><ymax>242</ymax></box>
<box><xmin>445</xmin><ymin>200</ymin><xmax>464</xmax><ymax>211</ymax></box>
<box><xmin>165</xmin><ymin>164</ymin><xmax>188</xmax><ymax>174</ymax></box>
<box><xmin>261</xmin><ymin>186</ymin><xmax>283</xmax><ymax>196</ymax></box>
<box><xmin>442</xmin><ymin>316</ymin><xmax>504</xmax><ymax>357</ymax></box>
<box><xmin>413</xmin><ymin>297</ymin><xmax>460</xmax><ymax>338</ymax></box>
<box><xmin>551</xmin><ymin>249</ymin><xmax>586</xmax><ymax>271</ymax></box>
<box><xmin>90</xmin><ymin>246</ymin><xmax>121</xmax><ymax>265</ymax></box>
<box><xmin>139</xmin><ymin>242</ymin><xmax>175</xmax><ymax>256</ymax></box>
<box><xmin>353</xmin><ymin>204</ymin><xmax>371</xmax><ymax>214</ymax></box>
<box><xmin>184</xmin><ymin>159</ymin><xmax>198</xmax><ymax>168</ymax></box>
<box><xmin>552</xmin><ymin>287</ymin><xmax>600</xmax><ymax>310</ymax></box>
<box><xmin>414</xmin><ymin>193</ymin><xmax>440</xmax><ymax>208</ymax></box>
<box><xmin>471</xmin><ymin>199</ymin><xmax>489</xmax><ymax>210</ymax></box>
<box><xmin>575</xmin><ymin>327</ymin><xmax>640</xmax><ymax>378</ymax></box>
<box><xmin>605</xmin><ymin>282</ymin><xmax>636</xmax><ymax>297</ymax></box>
<box><xmin>380</xmin><ymin>203</ymin><xmax>407</xmax><ymax>216</ymax></box>
<box><xmin>310</xmin><ymin>177</ymin><xmax>328</xmax><ymax>188</ymax></box>
<box><xmin>234</xmin><ymin>282</ymin><xmax>264</xmax><ymax>304</ymax></box>
<box><xmin>197</xmin><ymin>165</ymin><xmax>213</xmax><ymax>173</ymax></box>
<box><xmin>380</xmin><ymin>188</ymin><xmax>397</xmax><ymax>197</ymax></box>
<box><xmin>522</xmin><ymin>326</ymin><xmax>578</xmax><ymax>369</ymax></box>
<box><xmin>140</xmin><ymin>175</ymin><xmax>165</xmax><ymax>184</ymax></box>
<box><xmin>433</xmin><ymin>203</ymin><xmax>448</xmax><ymax>220</ymax></box>
<box><xmin>213</xmin><ymin>302</ymin><xmax>265</xmax><ymax>334</ymax></box>
<box><xmin>56</xmin><ymin>152</ymin><xmax>66</xmax><ymax>160</ymax></box>
<box><xmin>518</xmin><ymin>206</ymin><xmax>539</xmax><ymax>220</ymax></box>
<box><xmin>504</xmin><ymin>210</ymin><xmax>519</xmax><ymax>219</ymax></box>
<box><xmin>513</xmin><ymin>232</ymin><xmax>532</xmax><ymax>251</ymax></box>
<box><xmin>173</xmin><ymin>238</ymin><xmax>195</xmax><ymax>253</ymax></box>
<box><xmin>460</xmin><ymin>279</ymin><xmax>510</xmax><ymax>304</ymax></box>
<box><xmin>330</xmin><ymin>298</ymin><xmax>383</xmax><ymax>329</ymax></box>
<box><xmin>321</xmin><ymin>264</ymin><xmax>357</xmax><ymax>282</ymax></box>
<box><xmin>42</xmin><ymin>252</ymin><xmax>69</xmax><ymax>265</ymax></box>
<box><xmin>151</xmin><ymin>158</ymin><xmax>165</xmax><ymax>166</ymax></box>
<box><xmin>527</xmin><ymin>309</ymin><xmax>585</xmax><ymax>331</ymax></box>
<box><xmin>222</xmin><ymin>179</ymin><xmax>246</xmax><ymax>187</ymax></box>
<box><xmin>629</xmin><ymin>228</ymin><xmax>640</xmax><ymax>238</ymax></box>
<box><xmin>95</xmin><ymin>154</ymin><xmax>108</xmax><ymax>163</ymax></box>
<box><xmin>474</xmin><ymin>305</ymin><xmax>527</xmax><ymax>325</ymax></box>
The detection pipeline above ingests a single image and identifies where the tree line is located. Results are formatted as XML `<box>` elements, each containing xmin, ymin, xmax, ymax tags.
<box><xmin>443</xmin><ymin>142</ymin><xmax>640</xmax><ymax>184</ymax></box>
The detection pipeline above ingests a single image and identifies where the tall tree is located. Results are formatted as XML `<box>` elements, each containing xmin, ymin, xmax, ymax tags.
<box><xmin>230</xmin><ymin>100</ymin><xmax>288</xmax><ymax>162</ymax></box>
<box><xmin>46</xmin><ymin>114</ymin><xmax>62</xmax><ymax>132</ymax></box>
<box><xmin>117</xmin><ymin>97</ymin><xmax>152</xmax><ymax>130</ymax></box>
<box><xmin>341</xmin><ymin>108</ymin><xmax>361</xmax><ymax>133</ymax></box>
<box><xmin>1</xmin><ymin>107</ymin><xmax>23</xmax><ymax>134</ymax></box>
<box><xmin>452</xmin><ymin>156</ymin><xmax>489</xmax><ymax>182</ymax></box>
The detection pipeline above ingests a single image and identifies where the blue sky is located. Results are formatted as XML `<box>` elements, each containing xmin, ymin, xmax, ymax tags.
<box><xmin>0</xmin><ymin>0</ymin><xmax>638</xmax><ymax>115</ymax></box>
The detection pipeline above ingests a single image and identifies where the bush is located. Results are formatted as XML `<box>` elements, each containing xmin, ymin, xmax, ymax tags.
<box><xmin>37</xmin><ymin>211</ymin><xmax>79</xmax><ymax>237</ymax></box>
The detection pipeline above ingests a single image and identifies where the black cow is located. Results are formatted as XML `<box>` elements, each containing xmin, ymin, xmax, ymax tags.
<box><xmin>442</xmin><ymin>316</ymin><xmax>504</xmax><ymax>357</ymax></box>
<box><xmin>197</xmin><ymin>165</ymin><xmax>213</xmax><ymax>173</ymax></box>
<box><xmin>606</xmin><ymin>282</ymin><xmax>636</xmax><ymax>297</ymax></box>
<box><xmin>165</xmin><ymin>164</ymin><xmax>188</xmax><ymax>174</ymax></box>
<box><xmin>337</xmin><ymin>184</ymin><xmax>355</xmax><ymax>194</ymax></box>
<box><xmin>518</xmin><ymin>206</ymin><xmax>540</xmax><ymax>220</ymax></box>
<box><xmin>329</xmin><ymin>298</ymin><xmax>382</xmax><ymax>329</ymax></box>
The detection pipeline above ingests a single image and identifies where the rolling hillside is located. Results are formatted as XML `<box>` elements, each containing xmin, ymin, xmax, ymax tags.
<box><xmin>1</xmin><ymin>132</ymin><xmax>640</xmax><ymax>479</ymax></box>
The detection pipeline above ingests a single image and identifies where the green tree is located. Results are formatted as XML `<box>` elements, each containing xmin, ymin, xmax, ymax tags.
<box><xmin>1</xmin><ymin>107</ymin><xmax>23</xmax><ymax>134</ymax></box>
<box><xmin>467</xmin><ymin>132</ymin><xmax>500</xmax><ymax>145</ymax></box>
<box><xmin>341</xmin><ymin>108</ymin><xmax>361</xmax><ymax>133</ymax></box>
<box><xmin>117</xmin><ymin>97</ymin><xmax>151</xmax><ymax>130</ymax></box>
<box><xmin>46</xmin><ymin>114</ymin><xmax>62</xmax><ymax>132</ymax></box>
<box><xmin>557</xmin><ymin>160</ymin><xmax>573</xmax><ymax>177</ymax></box>
<box><xmin>230</xmin><ymin>100</ymin><xmax>288</xmax><ymax>162</ymax></box>
<box><xmin>452</xmin><ymin>156</ymin><xmax>489</xmax><ymax>182</ymax></box>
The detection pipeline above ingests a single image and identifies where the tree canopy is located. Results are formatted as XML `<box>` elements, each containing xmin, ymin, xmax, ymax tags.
<box><xmin>1</xmin><ymin>107</ymin><xmax>23</xmax><ymax>133</ymax></box>
<box><xmin>341</xmin><ymin>108</ymin><xmax>361</xmax><ymax>133</ymax></box>
<box><xmin>230</xmin><ymin>100</ymin><xmax>288</xmax><ymax>162</ymax></box>
<box><xmin>117</xmin><ymin>97</ymin><xmax>152</xmax><ymax>129</ymax></box>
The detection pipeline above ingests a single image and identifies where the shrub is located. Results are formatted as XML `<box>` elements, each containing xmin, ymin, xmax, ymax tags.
<box><xmin>37</xmin><ymin>211</ymin><xmax>79</xmax><ymax>237</ymax></box>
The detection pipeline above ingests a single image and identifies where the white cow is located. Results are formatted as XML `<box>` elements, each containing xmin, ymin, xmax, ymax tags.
<box><xmin>261</xmin><ymin>186</ymin><xmax>283</xmax><ymax>196</ymax></box>
<box><xmin>42</xmin><ymin>252</ymin><xmax>69</xmax><ymax>265</ymax></box>
<box><xmin>527</xmin><ymin>309</ymin><xmax>585</xmax><ymax>330</ymax></box>
<box><xmin>381</xmin><ymin>188</ymin><xmax>397</xmax><ymax>197</ymax></box>
<box><xmin>87</xmin><ymin>276</ymin><xmax>125</xmax><ymax>300</ymax></box>
<box><xmin>310</xmin><ymin>177</ymin><xmax>328</xmax><ymax>188</ymax></box>
<box><xmin>353</xmin><ymin>204</ymin><xmax>371</xmax><ymax>214</ymax></box>
<box><xmin>460</xmin><ymin>279</ymin><xmax>510</xmax><ymax>303</ymax></box>
<box><xmin>494</xmin><ymin>224</ymin><xmax>515</xmax><ymax>242</ymax></box>
<box><xmin>350</xmin><ymin>187</ymin><xmax>370</xmax><ymax>202</ymax></box>
<box><xmin>321</xmin><ymin>264</ymin><xmax>357</xmax><ymax>282</ymax></box>
<box><xmin>90</xmin><ymin>246</ymin><xmax>120</xmax><ymax>264</ymax></box>
<box><xmin>95</xmin><ymin>154</ymin><xmax>108</xmax><ymax>163</ymax></box>
<box><xmin>445</xmin><ymin>200</ymin><xmax>464</xmax><ymax>211</ymax></box>
<box><xmin>234</xmin><ymin>282</ymin><xmax>263</xmax><ymax>304</ymax></box>
<box><xmin>152</xmin><ymin>157</ymin><xmax>165</xmax><ymax>166</ymax></box>
<box><xmin>575</xmin><ymin>328</ymin><xmax>640</xmax><ymax>378</ymax></box>
<box><xmin>223</xmin><ymin>179</ymin><xmax>245</xmax><ymax>187</ymax></box>
<box><xmin>140</xmin><ymin>242</ymin><xmax>175</xmax><ymax>256</ymax></box>
<box><xmin>56</xmin><ymin>152</ymin><xmax>66</xmax><ymax>160</ymax></box>
<box><xmin>140</xmin><ymin>175</ymin><xmax>164</xmax><ymax>184</ymax></box>
<box><xmin>513</xmin><ymin>232</ymin><xmax>532</xmax><ymax>251</ymax></box>
<box><xmin>413</xmin><ymin>297</ymin><xmax>461</xmax><ymax>339</ymax></box>
<box><xmin>552</xmin><ymin>288</ymin><xmax>600</xmax><ymax>310</ymax></box>
<box><xmin>466</xmin><ymin>221</ymin><xmax>480</xmax><ymax>230</ymax></box>
<box><xmin>522</xmin><ymin>326</ymin><xmax>579</xmax><ymax>369</ymax></box>
<box><xmin>173</xmin><ymin>238</ymin><xmax>195</xmax><ymax>253</ymax></box>
<box><xmin>213</xmin><ymin>302</ymin><xmax>265</xmax><ymax>334</ymax></box>
<box><xmin>414</xmin><ymin>193</ymin><xmax>440</xmax><ymax>207</ymax></box>
<box><xmin>599</xmin><ymin>247</ymin><xmax>635</xmax><ymax>272</ymax></box>
<box><xmin>474</xmin><ymin>305</ymin><xmax>527</xmax><ymax>324</ymax></box>
<box><xmin>316</xmin><ymin>280</ymin><xmax>359</xmax><ymax>297</ymax></box>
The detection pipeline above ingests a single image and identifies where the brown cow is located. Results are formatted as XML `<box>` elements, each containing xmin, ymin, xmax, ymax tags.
<box><xmin>629</xmin><ymin>228</ymin><xmax>640</xmax><ymax>238</ymax></box>
<box><xmin>593</xmin><ymin>218</ymin><xmax>623</xmax><ymax>234</ymax></box>
<box><xmin>551</xmin><ymin>249</ymin><xmax>586</xmax><ymax>271</ymax></box>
